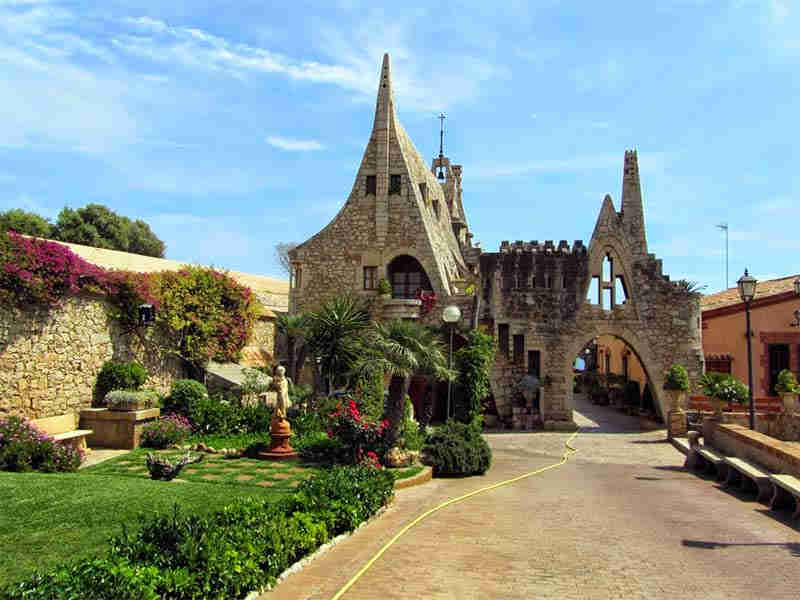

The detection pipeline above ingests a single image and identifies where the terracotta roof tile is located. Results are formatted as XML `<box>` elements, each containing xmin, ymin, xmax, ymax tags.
<box><xmin>701</xmin><ymin>274</ymin><xmax>800</xmax><ymax>311</ymax></box>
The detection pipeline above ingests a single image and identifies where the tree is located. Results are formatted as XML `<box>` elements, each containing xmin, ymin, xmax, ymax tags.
<box><xmin>361</xmin><ymin>319</ymin><xmax>452</xmax><ymax>449</ymax></box>
<box><xmin>276</xmin><ymin>312</ymin><xmax>310</xmax><ymax>384</ymax></box>
<box><xmin>53</xmin><ymin>204</ymin><xmax>165</xmax><ymax>258</ymax></box>
<box><xmin>0</xmin><ymin>209</ymin><xmax>53</xmax><ymax>238</ymax></box>
<box><xmin>306</xmin><ymin>295</ymin><xmax>370</xmax><ymax>394</ymax></box>
<box><xmin>274</xmin><ymin>242</ymin><xmax>297</xmax><ymax>276</ymax></box>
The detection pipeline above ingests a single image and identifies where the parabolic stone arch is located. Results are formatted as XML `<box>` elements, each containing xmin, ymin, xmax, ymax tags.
<box><xmin>563</xmin><ymin>323</ymin><xmax>668</xmax><ymax>421</ymax></box>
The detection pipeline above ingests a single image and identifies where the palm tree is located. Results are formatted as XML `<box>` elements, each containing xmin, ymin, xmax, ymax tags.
<box><xmin>361</xmin><ymin>319</ymin><xmax>453</xmax><ymax>449</ymax></box>
<box><xmin>276</xmin><ymin>313</ymin><xmax>309</xmax><ymax>384</ymax></box>
<box><xmin>306</xmin><ymin>294</ymin><xmax>370</xmax><ymax>394</ymax></box>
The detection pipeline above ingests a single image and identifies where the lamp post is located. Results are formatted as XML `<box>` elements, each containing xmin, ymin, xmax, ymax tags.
<box><xmin>792</xmin><ymin>279</ymin><xmax>800</xmax><ymax>327</ymax></box>
<box><xmin>442</xmin><ymin>305</ymin><xmax>461</xmax><ymax>421</ymax></box>
<box><xmin>737</xmin><ymin>269</ymin><xmax>757</xmax><ymax>430</ymax></box>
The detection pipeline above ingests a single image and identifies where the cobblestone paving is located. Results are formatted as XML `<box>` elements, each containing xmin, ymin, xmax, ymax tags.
<box><xmin>264</xmin><ymin>396</ymin><xmax>800</xmax><ymax>600</ymax></box>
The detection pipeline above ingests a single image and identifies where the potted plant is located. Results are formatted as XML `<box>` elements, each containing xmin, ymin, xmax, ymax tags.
<box><xmin>377</xmin><ymin>278</ymin><xmax>392</xmax><ymax>300</ymax></box>
<box><xmin>663</xmin><ymin>364</ymin><xmax>690</xmax><ymax>412</ymax></box>
<box><xmin>775</xmin><ymin>369</ymin><xmax>799</xmax><ymax>413</ymax></box>
<box><xmin>700</xmin><ymin>372</ymin><xmax>748</xmax><ymax>418</ymax></box>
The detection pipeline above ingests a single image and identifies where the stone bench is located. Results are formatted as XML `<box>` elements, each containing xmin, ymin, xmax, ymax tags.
<box><xmin>32</xmin><ymin>414</ymin><xmax>93</xmax><ymax>453</ymax></box>
<box><xmin>722</xmin><ymin>457</ymin><xmax>772</xmax><ymax>502</ymax></box>
<box><xmin>696</xmin><ymin>447</ymin><xmax>727</xmax><ymax>480</ymax></box>
<box><xmin>768</xmin><ymin>474</ymin><xmax>800</xmax><ymax>520</ymax></box>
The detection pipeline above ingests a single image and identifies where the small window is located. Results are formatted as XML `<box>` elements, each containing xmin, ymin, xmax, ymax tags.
<box><xmin>389</xmin><ymin>174</ymin><xmax>401</xmax><ymax>195</ymax></box>
<box><xmin>432</xmin><ymin>199</ymin><xmax>440</xmax><ymax>219</ymax></box>
<box><xmin>366</xmin><ymin>175</ymin><xmax>376</xmax><ymax>195</ymax></box>
<box><xmin>561</xmin><ymin>275</ymin><xmax>566</xmax><ymax>290</ymax></box>
<box><xmin>363</xmin><ymin>266</ymin><xmax>377</xmax><ymax>290</ymax></box>
<box><xmin>605</xmin><ymin>353</ymin><xmax>611</xmax><ymax>374</ymax></box>
<box><xmin>622</xmin><ymin>355</ymin><xmax>629</xmax><ymax>379</ymax></box>
<box><xmin>498</xmin><ymin>324</ymin><xmax>510</xmax><ymax>360</ymax></box>
<box><xmin>545</xmin><ymin>274</ymin><xmax>552</xmax><ymax>289</ymax></box>
<box><xmin>513</xmin><ymin>335</ymin><xmax>524</xmax><ymax>365</ymax></box>
<box><xmin>528</xmin><ymin>350</ymin><xmax>541</xmax><ymax>377</ymax></box>
<box><xmin>418</xmin><ymin>182</ymin><xmax>427</xmax><ymax>201</ymax></box>
<box><xmin>531</xmin><ymin>275</ymin><xmax>537</xmax><ymax>288</ymax></box>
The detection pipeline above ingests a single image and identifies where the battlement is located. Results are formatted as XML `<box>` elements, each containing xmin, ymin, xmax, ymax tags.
<box><xmin>499</xmin><ymin>239</ymin><xmax>587</xmax><ymax>255</ymax></box>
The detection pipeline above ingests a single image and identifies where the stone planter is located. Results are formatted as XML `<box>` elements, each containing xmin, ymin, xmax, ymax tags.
<box><xmin>80</xmin><ymin>407</ymin><xmax>160</xmax><ymax>449</ymax></box>
<box><xmin>664</xmin><ymin>389</ymin><xmax>686</xmax><ymax>412</ymax></box>
<box><xmin>780</xmin><ymin>392</ymin><xmax>798</xmax><ymax>414</ymax></box>
<box><xmin>709</xmin><ymin>396</ymin><xmax>726</xmax><ymax>418</ymax></box>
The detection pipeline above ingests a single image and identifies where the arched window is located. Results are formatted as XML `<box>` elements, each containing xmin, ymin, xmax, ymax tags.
<box><xmin>387</xmin><ymin>255</ymin><xmax>432</xmax><ymax>299</ymax></box>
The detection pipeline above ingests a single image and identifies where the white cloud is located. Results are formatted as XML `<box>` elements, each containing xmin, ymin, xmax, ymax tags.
<box><xmin>266</xmin><ymin>136</ymin><xmax>324</xmax><ymax>152</ymax></box>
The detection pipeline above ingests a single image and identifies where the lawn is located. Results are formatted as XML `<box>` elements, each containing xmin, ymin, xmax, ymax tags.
<box><xmin>0</xmin><ymin>450</ymin><xmax>319</xmax><ymax>585</ymax></box>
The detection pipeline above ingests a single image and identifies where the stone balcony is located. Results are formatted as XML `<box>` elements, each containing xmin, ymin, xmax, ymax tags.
<box><xmin>381</xmin><ymin>298</ymin><xmax>422</xmax><ymax>320</ymax></box>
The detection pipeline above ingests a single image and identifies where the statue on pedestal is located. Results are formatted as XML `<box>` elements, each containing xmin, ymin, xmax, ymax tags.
<box><xmin>259</xmin><ymin>365</ymin><xmax>298</xmax><ymax>460</ymax></box>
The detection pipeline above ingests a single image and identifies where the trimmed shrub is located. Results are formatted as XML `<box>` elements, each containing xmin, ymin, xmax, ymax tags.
<box><xmin>295</xmin><ymin>431</ymin><xmax>348</xmax><ymax>465</ymax></box>
<box><xmin>95</xmin><ymin>361</ymin><xmax>147</xmax><ymax>404</ymax></box>
<box><xmin>140</xmin><ymin>414</ymin><xmax>193</xmax><ymax>449</ymax></box>
<box><xmin>0</xmin><ymin>416</ymin><xmax>84</xmax><ymax>472</ymax></box>
<box><xmin>422</xmin><ymin>420</ymin><xmax>491</xmax><ymax>477</ymax></box>
<box><xmin>663</xmin><ymin>364</ymin><xmax>690</xmax><ymax>391</ymax></box>
<box><xmin>162</xmin><ymin>379</ymin><xmax>209</xmax><ymax>416</ymax></box>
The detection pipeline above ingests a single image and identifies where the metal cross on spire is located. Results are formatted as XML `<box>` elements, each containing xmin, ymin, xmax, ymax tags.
<box><xmin>437</xmin><ymin>112</ymin><xmax>446</xmax><ymax>181</ymax></box>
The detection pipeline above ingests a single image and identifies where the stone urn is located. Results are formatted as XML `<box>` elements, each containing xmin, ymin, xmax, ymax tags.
<box><xmin>779</xmin><ymin>392</ymin><xmax>798</xmax><ymax>414</ymax></box>
<box><xmin>709</xmin><ymin>396</ymin><xmax>726</xmax><ymax>419</ymax></box>
<box><xmin>665</xmin><ymin>389</ymin><xmax>686</xmax><ymax>412</ymax></box>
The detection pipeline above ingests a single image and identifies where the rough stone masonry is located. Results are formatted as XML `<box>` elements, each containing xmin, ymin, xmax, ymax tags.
<box><xmin>289</xmin><ymin>53</ymin><xmax>704</xmax><ymax>428</ymax></box>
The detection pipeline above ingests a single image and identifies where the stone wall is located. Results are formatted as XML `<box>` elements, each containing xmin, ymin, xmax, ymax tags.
<box><xmin>0</xmin><ymin>294</ymin><xmax>185</xmax><ymax>420</ymax></box>
<box><xmin>706</xmin><ymin>422</ymin><xmax>800</xmax><ymax>477</ymax></box>
<box><xmin>239</xmin><ymin>316</ymin><xmax>276</xmax><ymax>368</ymax></box>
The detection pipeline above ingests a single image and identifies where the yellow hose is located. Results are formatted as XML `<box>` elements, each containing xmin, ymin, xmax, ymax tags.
<box><xmin>330</xmin><ymin>429</ymin><xmax>580</xmax><ymax>600</ymax></box>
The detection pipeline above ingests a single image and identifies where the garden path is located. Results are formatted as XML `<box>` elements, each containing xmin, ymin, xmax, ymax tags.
<box><xmin>263</xmin><ymin>394</ymin><xmax>800</xmax><ymax>599</ymax></box>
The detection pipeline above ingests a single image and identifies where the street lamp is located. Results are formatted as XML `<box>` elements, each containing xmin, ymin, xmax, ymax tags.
<box><xmin>442</xmin><ymin>304</ymin><xmax>462</xmax><ymax>421</ymax></box>
<box><xmin>737</xmin><ymin>269</ymin><xmax>757</xmax><ymax>430</ymax></box>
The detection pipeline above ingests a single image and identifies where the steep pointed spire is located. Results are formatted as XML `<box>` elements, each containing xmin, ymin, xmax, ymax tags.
<box><xmin>372</xmin><ymin>53</ymin><xmax>395</xmax><ymax>135</ymax></box>
<box><xmin>620</xmin><ymin>149</ymin><xmax>648</xmax><ymax>256</ymax></box>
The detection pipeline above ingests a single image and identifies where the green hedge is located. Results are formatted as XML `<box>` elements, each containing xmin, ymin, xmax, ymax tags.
<box><xmin>423</xmin><ymin>420</ymin><xmax>491</xmax><ymax>477</ymax></box>
<box><xmin>1</xmin><ymin>465</ymin><xmax>394</xmax><ymax>600</ymax></box>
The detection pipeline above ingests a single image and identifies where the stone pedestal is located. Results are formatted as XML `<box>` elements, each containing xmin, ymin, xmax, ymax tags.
<box><xmin>258</xmin><ymin>417</ymin><xmax>298</xmax><ymax>460</ymax></box>
<box><xmin>667</xmin><ymin>409</ymin><xmax>687</xmax><ymax>439</ymax></box>
<box><xmin>79</xmin><ymin>407</ymin><xmax>160</xmax><ymax>449</ymax></box>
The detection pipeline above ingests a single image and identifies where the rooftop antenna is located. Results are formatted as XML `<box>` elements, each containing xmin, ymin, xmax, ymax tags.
<box><xmin>437</xmin><ymin>113</ymin><xmax>446</xmax><ymax>181</ymax></box>
<box><xmin>716</xmin><ymin>223</ymin><xmax>728</xmax><ymax>289</ymax></box>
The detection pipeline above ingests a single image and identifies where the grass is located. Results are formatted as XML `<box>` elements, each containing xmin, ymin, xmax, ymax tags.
<box><xmin>0</xmin><ymin>450</ymin><xmax>319</xmax><ymax>585</ymax></box>
<box><xmin>390</xmin><ymin>464</ymin><xmax>425</xmax><ymax>480</ymax></box>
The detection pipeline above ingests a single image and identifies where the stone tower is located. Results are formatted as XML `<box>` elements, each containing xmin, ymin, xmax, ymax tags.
<box><xmin>289</xmin><ymin>54</ymin><xmax>476</xmax><ymax>320</ymax></box>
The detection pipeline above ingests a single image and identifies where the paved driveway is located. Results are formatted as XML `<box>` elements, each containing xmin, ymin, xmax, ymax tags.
<box><xmin>264</xmin><ymin>396</ymin><xmax>800</xmax><ymax>599</ymax></box>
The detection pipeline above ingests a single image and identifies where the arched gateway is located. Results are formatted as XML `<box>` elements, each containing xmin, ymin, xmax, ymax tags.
<box><xmin>480</xmin><ymin>152</ymin><xmax>704</xmax><ymax>428</ymax></box>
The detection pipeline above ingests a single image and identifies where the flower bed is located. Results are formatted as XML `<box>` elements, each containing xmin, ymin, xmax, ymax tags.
<box><xmin>0</xmin><ymin>416</ymin><xmax>84</xmax><ymax>472</ymax></box>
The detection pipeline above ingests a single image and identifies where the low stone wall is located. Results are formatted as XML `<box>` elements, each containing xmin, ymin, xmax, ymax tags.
<box><xmin>0</xmin><ymin>294</ymin><xmax>186</xmax><ymax>420</ymax></box>
<box><xmin>705</xmin><ymin>422</ymin><xmax>800</xmax><ymax>477</ymax></box>
<box><xmin>692</xmin><ymin>410</ymin><xmax>800</xmax><ymax>442</ymax></box>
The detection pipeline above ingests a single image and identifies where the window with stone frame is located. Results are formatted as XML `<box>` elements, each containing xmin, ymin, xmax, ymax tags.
<box><xmin>363</xmin><ymin>266</ymin><xmax>378</xmax><ymax>290</ymax></box>
<box><xmin>389</xmin><ymin>174</ymin><xmax>401</xmax><ymax>195</ymax></box>
<box><xmin>418</xmin><ymin>182</ymin><xmax>427</xmax><ymax>202</ymax></box>
<box><xmin>498</xmin><ymin>324</ymin><xmax>510</xmax><ymax>360</ymax></box>
<box><xmin>432</xmin><ymin>199</ymin><xmax>440</xmax><ymax>219</ymax></box>
<box><xmin>366</xmin><ymin>175</ymin><xmax>376</xmax><ymax>195</ymax></box>
<box><xmin>513</xmin><ymin>334</ymin><xmax>524</xmax><ymax>365</ymax></box>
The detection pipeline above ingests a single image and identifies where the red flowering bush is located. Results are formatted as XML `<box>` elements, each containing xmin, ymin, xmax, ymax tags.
<box><xmin>416</xmin><ymin>289</ymin><xmax>437</xmax><ymax>316</ymax></box>
<box><xmin>359</xmin><ymin>450</ymin><xmax>382</xmax><ymax>469</ymax></box>
<box><xmin>328</xmin><ymin>399</ymin><xmax>389</xmax><ymax>465</ymax></box>
<box><xmin>0</xmin><ymin>415</ymin><xmax>85</xmax><ymax>472</ymax></box>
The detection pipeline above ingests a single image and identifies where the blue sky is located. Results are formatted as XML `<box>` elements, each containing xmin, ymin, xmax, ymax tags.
<box><xmin>1</xmin><ymin>0</ymin><xmax>798</xmax><ymax>293</ymax></box>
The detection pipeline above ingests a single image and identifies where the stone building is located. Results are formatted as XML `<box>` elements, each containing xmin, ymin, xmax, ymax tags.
<box><xmin>289</xmin><ymin>54</ymin><xmax>704</xmax><ymax>428</ymax></box>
